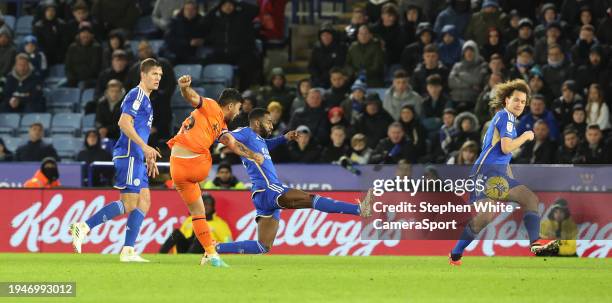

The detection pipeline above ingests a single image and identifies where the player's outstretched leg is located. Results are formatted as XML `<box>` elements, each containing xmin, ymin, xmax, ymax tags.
<box><xmin>279</xmin><ymin>188</ymin><xmax>373</xmax><ymax>217</ymax></box>
<box><xmin>119</xmin><ymin>190</ymin><xmax>150</xmax><ymax>263</ymax></box>
<box><xmin>217</xmin><ymin>216</ymin><xmax>278</xmax><ymax>255</ymax></box>
<box><xmin>70</xmin><ymin>199</ymin><xmax>125</xmax><ymax>253</ymax></box>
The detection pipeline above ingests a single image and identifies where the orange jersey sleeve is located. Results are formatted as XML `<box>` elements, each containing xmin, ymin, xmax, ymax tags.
<box><xmin>167</xmin><ymin>97</ymin><xmax>228</xmax><ymax>154</ymax></box>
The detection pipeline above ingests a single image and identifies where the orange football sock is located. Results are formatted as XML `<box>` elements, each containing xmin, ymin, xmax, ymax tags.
<box><xmin>192</xmin><ymin>215</ymin><xmax>217</xmax><ymax>255</ymax></box>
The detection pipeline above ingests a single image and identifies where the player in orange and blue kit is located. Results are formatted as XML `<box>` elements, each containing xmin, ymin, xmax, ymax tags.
<box><xmin>449</xmin><ymin>79</ymin><xmax>560</xmax><ymax>266</ymax></box>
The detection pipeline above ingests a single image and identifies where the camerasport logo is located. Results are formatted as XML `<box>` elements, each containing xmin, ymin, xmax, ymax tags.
<box><xmin>9</xmin><ymin>193</ymin><xmax>181</xmax><ymax>254</ymax></box>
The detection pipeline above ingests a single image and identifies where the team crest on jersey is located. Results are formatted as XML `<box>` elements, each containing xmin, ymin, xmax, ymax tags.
<box><xmin>133</xmin><ymin>178</ymin><xmax>140</xmax><ymax>186</ymax></box>
<box><xmin>506</xmin><ymin>122</ymin><xmax>513</xmax><ymax>132</ymax></box>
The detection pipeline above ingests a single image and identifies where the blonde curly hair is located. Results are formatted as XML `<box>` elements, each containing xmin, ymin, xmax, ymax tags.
<box><xmin>489</xmin><ymin>79</ymin><xmax>532</xmax><ymax>111</ymax></box>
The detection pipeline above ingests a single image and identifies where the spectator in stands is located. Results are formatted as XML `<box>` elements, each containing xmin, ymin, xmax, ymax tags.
<box><xmin>597</xmin><ymin>7</ymin><xmax>612</xmax><ymax>44</ymax></box>
<box><xmin>95</xmin><ymin>50</ymin><xmax>129</xmax><ymax>100</ymax></box>
<box><xmin>434</xmin><ymin>0</ymin><xmax>471</xmax><ymax>39</ymax></box>
<box><xmin>33</xmin><ymin>1</ymin><xmax>68</xmax><ymax>65</ymax></box>
<box><xmin>289</xmin><ymin>88</ymin><xmax>329</xmax><ymax>146</ymax></box>
<box><xmin>570</xmin><ymin>24</ymin><xmax>598</xmax><ymax>67</ymax></box>
<box><xmin>535</xmin><ymin>22</ymin><xmax>569</xmax><ymax>66</ymax></box>
<box><xmin>585</xmin><ymin>83</ymin><xmax>610</xmax><ymax>131</ymax></box>
<box><xmin>65</xmin><ymin>1</ymin><xmax>99</xmax><ymax>45</ymax></box>
<box><xmin>571</xmin><ymin>6</ymin><xmax>596</xmax><ymax>41</ymax></box>
<box><xmin>287</xmin><ymin>125</ymin><xmax>322</xmax><ymax>163</ymax></box>
<box><xmin>24</xmin><ymin>157</ymin><xmax>61</xmax><ymax>188</ymax></box>
<box><xmin>0</xmin><ymin>138</ymin><xmax>14</xmax><ymax>162</ymax></box>
<box><xmin>257</xmin><ymin>0</ymin><xmax>288</xmax><ymax>42</ymax></box>
<box><xmin>101</xmin><ymin>29</ymin><xmax>133</xmax><ymax>70</ymax></box>
<box><xmin>345</xmin><ymin>24</ymin><xmax>385</xmax><ymax>87</ymax></box>
<box><xmin>528</xmin><ymin>67</ymin><xmax>553</xmax><ymax>106</ymax></box>
<box><xmin>502</xmin><ymin>9</ymin><xmax>519</xmax><ymax>43</ymax></box>
<box><xmin>348</xmin><ymin>133</ymin><xmax>372</xmax><ymax>165</ymax></box>
<box><xmin>372</xmin><ymin>3</ymin><xmax>405</xmax><ymax>66</ymax></box>
<box><xmin>258</xmin><ymin>67</ymin><xmax>295</xmax><ymax>121</ymax></box>
<box><xmin>449</xmin><ymin>111</ymin><xmax>480</xmax><ymax>153</ymax></box>
<box><xmin>354</xmin><ymin>93</ymin><xmax>394</xmax><ymax>148</ymax></box>
<box><xmin>77</xmin><ymin>130</ymin><xmax>111</xmax><ymax>163</ymax></box>
<box><xmin>340</xmin><ymin>80</ymin><xmax>367</xmax><ymax>125</ymax></box>
<box><xmin>2</xmin><ymin>54</ymin><xmax>44</xmax><ymax>113</ymax></box>
<box><xmin>229</xmin><ymin>90</ymin><xmax>257</xmax><ymax>130</ymax></box>
<box><xmin>267</xmin><ymin>101</ymin><xmax>287</xmax><ymax>137</ymax></box>
<box><xmin>539</xmin><ymin>198</ymin><xmax>578</xmax><ymax>257</ymax></box>
<box><xmin>328</xmin><ymin>106</ymin><xmax>350</xmax><ymax>130</ymax></box>
<box><xmin>398</xmin><ymin>105</ymin><xmax>427</xmax><ymax>157</ymax></box>
<box><xmin>568</xmin><ymin>104</ymin><xmax>587</xmax><ymax>141</ymax></box>
<box><xmin>95</xmin><ymin>79</ymin><xmax>124</xmax><ymax>140</ymax></box>
<box><xmin>21</xmin><ymin>35</ymin><xmax>47</xmax><ymax>77</ymax></box>
<box><xmin>480</xmin><ymin>27</ymin><xmax>505</xmax><ymax>63</ymax></box>
<box><xmin>344</xmin><ymin>7</ymin><xmax>368</xmax><ymax>44</ymax></box>
<box><xmin>534</xmin><ymin>3</ymin><xmax>564</xmax><ymax>39</ymax></box>
<box><xmin>447</xmin><ymin>140</ymin><xmax>478</xmax><ymax>165</ymax></box>
<box><xmin>412</xmin><ymin>44</ymin><xmax>449</xmax><ymax>95</ymax></box>
<box><xmin>508</xmin><ymin>45</ymin><xmax>535</xmax><ymax>82</ymax></box>
<box><xmin>291</xmin><ymin>78</ymin><xmax>311</xmax><ymax>113</ymax></box>
<box><xmin>16</xmin><ymin>123</ymin><xmax>58</xmax><ymax>161</ymax></box>
<box><xmin>516</xmin><ymin>120</ymin><xmax>557</xmax><ymax>164</ymax></box>
<box><xmin>576</xmin><ymin>45</ymin><xmax>610</xmax><ymax>98</ymax></box>
<box><xmin>91</xmin><ymin>0</ymin><xmax>140</xmax><ymax>36</ymax></box>
<box><xmin>202</xmin><ymin>0</ymin><xmax>260</xmax><ymax>90</ymax></box>
<box><xmin>65</xmin><ymin>25</ymin><xmax>102</xmax><ymax>88</ymax></box>
<box><xmin>0</xmin><ymin>27</ymin><xmax>16</xmax><ymax>76</ymax></box>
<box><xmin>542</xmin><ymin>44</ymin><xmax>572</xmax><ymax>99</ymax></box>
<box><xmin>211</xmin><ymin>143</ymin><xmax>241</xmax><ymax>165</ymax></box>
<box><xmin>422</xmin><ymin>74</ymin><xmax>452</xmax><ymax>120</ymax></box>
<box><xmin>439</xmin><ymin>108</ymin><xmax>458</xmax><ymax>156</ymax></box>
<box><xmin>448</xmin><ymin>40</ymin><xmax>487</xmax><ymax>112</ymax></box>
<box><xmin>309</xmin><ymin>23</ymin><xmax>346</xmax><ymax>88</ymax></box>
<box><xmin>475</xmin><ymin>72</ymin><xmax>503</xmax><ymax>124</ymax></box>
<box><xmin>400</xmin><ymin>22</ymin><xmax>433</xmax><ymax>73</ymax></box>
<box><xmin>125</xmin><ymin>40</ymin><xmax>176</xmax><ymax>139</ymax></box>
<box><xmin>505</xmin><ymin>18</ymin><xmax>534</xmax><ymax>64</ymax></box>
<box><xmin>383</xmin><ymin>69</ymin><xmax>423</xmax><ymax>120</ymax></box>
<box><xmin>370</xmin><ymin>122</ymin><xmax>417</xmax><ymax>164</ymax></box>
<box><xmin>163</xmin><ymin>0</ymin><xmax>205</xmax><ymax>64</ymax></box>
<box><xmin>583</xmin><ymin>124</ymin><xmax>609</xmax><ymax>164</ymax></box>
<box><xmin>401</xmin><ymin>4</ymin><xmax>423</xmax><ymax>46</ymax></box>
<box><xmin>365</xmin><ymin>0</ymin><xmax>394</xmax><ymax>24</ymax></box>
<box><xmin>322</xmin><ymin>125</ymin><xmax>350</xmax><ymax>163</ymax></box>
<box><xmin>556</xmin><ymin>128</ymin><xmax>586</xmax><ymax>164</ymax></box>
<box><xmin>552</xmin><ymin>80</ymin><xmax>584</xmax><ymax>130</ymax></box>
<box><xmin>518</xmin><ymin>95</ymin><xmax>560</xmax><ymax>142</ymax></box>
<box><xmin>324</xmin><ymin>67</ymin><xmax>350</xmax><ymax>108</ymax></box>
<box><xmin>465</xmin><ymin>0</ymin><xmax>507</xmax><ymax>47</ymax></box>
<box><xmin>202</xmin><ymin>163</ymin><xmax>246</xmax><ymax>189</ymax></box>
<box><xmin>152</xmin><ymin>0</ymin><xmax>183</xmax><ymax>32</ymax></box>
<box><xmin>437</xmin><ymin>25</ymin><xmax>463</xmax><ymax>68</ymax></box>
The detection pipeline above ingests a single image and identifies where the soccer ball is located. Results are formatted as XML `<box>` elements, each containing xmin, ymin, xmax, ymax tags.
<box><xmin>484</xmin><ymin>176</ymin><xmax>510</xmax><ymax>200</ymax></box>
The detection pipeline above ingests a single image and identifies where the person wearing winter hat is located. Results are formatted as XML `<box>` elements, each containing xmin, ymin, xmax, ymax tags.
<box><xmin>24</xmin><ymin>157</ymin><xmax>61</xmax><ymax>188</ymax></box>
<box><xmin>538</xmin><ymin>198</ymin><xmax>577</xmax><ymax>256</ymax></box>
<box><xmin>340</xmin><ymin>80</ymin><xmax>368</xmax><ymax>125</ymax></box>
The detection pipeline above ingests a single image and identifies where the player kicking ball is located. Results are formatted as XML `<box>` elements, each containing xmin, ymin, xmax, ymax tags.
<box><xmin>449</xmin><ymin>79</ymin><xmax>559</xmax><ymax>266</ymax></box>
<box><xmin>215</xmin><ymin>108</ymin><xmax>373</xmax><ymax>256</ymax></box>
<box><xmin>70</xmin><ymin>58</ymin><xmax>163</xmax><ymax>262</ymax></box>
<box><xmin>167</xmin><ymin>75</ymin><xmax>264</xmax><ymax>267</ymax></box>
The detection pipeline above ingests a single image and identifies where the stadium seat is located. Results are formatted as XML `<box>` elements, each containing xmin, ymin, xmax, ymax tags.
<box><xmin>0</xmin><ymin>113</ymin><xmax>20</xmax><ymax>136</ymax></box>
<box><xmin>174</xmin><ymin>64</ymin><xmax>203</xmax><ymax>82</ymax></box>
<box><xmin>51</xmin><ymin>113</ymin><xmax>83</xmax><ymax>136</ymax></box>
<box><xmin>3</xmin><ymin>15</ymin><xmax>16</xmax><ymax>30</ymax></box>
<box><xmin>1</xmin><ymin>136</ymin><xmax>23</xmax><ymax>153</ymax></box>
<box><xmin>45</xmin><ymin>64</ymin><xmax>67</xmax><ymax>87</ymax></box>
<box><xmin>171</xmin><ymin>87</ymin><xmax>205</xmax><ymax>109</ymax></box>
<box><xmin>172</xmin><ymin>109</ymin><xmax>194</xmax><ymax>133</ymax></box>
<box><xmin>19</xmin><ymin>113</ymin><xmax>52</xmax><ymax>134</ymax></box>
<box><xmin>80</xmin><ymin>88</ymin><xmax>95</xmax><ymax>110</ymax></box>
<box><xmin>52</xmin><ymin>136</ymin><xmax>82</xmax><ymax>160</ymax></box>
<box><xmin>202</xmin><ymin>83</ymin><xmax>225</xmax><ymax>100</ymax></box>
<box><xmin>202</xmin><ymin>64</ymin><xmax>233</xmax><ymax>85</ymax></box>
<box><xmin>82</xmin><ymin>114</ymin><xmax>96</xmax><ymax>132</ymax></box>
<box><xmin>46</xmin><ymin>87</ymin><xmax>81</xmax><ymax>112</ymax></box>
<box><xmin>15</xmin><ymin>15</ymin><xmax>33</xmax><ymax>36</ymax></box>
<box><xmin>133</xmin><ymin>16</ymin><xmax>157</xmax><ymax>38</ymax></box>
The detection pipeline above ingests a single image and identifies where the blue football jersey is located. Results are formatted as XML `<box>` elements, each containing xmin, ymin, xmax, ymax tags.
<box><xmin>230</xmin><ymin>127</ymin><xmax>287</xmax><ymax>191</ymax></box>
<box><xmin>113</xmin><ymin>87</ymin><xmax>153</xmax><ymax>160</ymax></box>
<box><xmin>474</xmin><ymin>108</ymin><xmax>517</xmax><ymax>166</ymax></box>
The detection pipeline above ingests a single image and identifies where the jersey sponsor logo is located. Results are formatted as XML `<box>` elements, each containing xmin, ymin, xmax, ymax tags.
<box><xmin>506</xmin><ymin>122</ymin><xmax>513</xmax><ymax>133</ymax></box>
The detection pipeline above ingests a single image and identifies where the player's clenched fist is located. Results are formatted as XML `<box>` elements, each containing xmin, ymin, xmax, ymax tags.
<box><xmin>284</xmin><ymin>130</ymin><xmax>299</xmax><ymax>141</ymax></box>
<box><xmin>522</xmin><ymin>130</ymin><xmax>535</xmax><ymax>141</ymax></box>
<box><xmin>178</xmin><ymin>75</ymin><xmax>192</xmax><ymax>88</ymax></box>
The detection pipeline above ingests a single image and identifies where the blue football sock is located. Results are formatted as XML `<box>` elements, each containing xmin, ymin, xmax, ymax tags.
<box><xmin>216</xmin><ymin>241</ymin><xmax>269</xmax><ymax>254</ymax></box>
<box><xmin>312</xmin><ymin>195</ymin><xmax>360</xmax><ymax>215</ymax></box>
<box><xmin>451</xmin><ymin>224</ymin><xmax>477</xmax><ymax>256</ymax></box>
<box><xmin>85</xmin><ymin>200</ymin><xmax>125</xmax><ymax>229</ymax></box>
<box><xmin>523</xmin><ymin>211</ymin><xmax>541</xmax><ymax>243</ymax></box>
<box><xmin>124</xmin><ymin>208</ymin><xmax>145</xmax><ymax>247</ymax></box>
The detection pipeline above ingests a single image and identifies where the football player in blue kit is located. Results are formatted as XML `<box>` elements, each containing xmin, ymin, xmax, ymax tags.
<box><xmin>70</xmin><ymin>58</ymin><xmax>163</xmax><ymax>262</ymax></box>
<box><xmin>449</xmin><ymin>79</ymin><xmax>560</xmax><ymax>266</ymax></box>
<box><xmin>215</xmin><ymin>108</ymin><xmax>373</xmax><ymax>255</ymax></box>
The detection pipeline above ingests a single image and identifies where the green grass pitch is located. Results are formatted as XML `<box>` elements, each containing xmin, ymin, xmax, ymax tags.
<box><xmin>0</xmin><ymin>253</ymin><xmax>610</xmax><ymax>303</ymax></box>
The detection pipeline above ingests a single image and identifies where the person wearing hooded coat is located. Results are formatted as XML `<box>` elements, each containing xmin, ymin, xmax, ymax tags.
<box><xmin>448</xmin><ymin>111</ymin><xmax>480</xmax><ymax>153</ymax></box>
<box><xmin>24</xmin><ymin>157</ymin><xmax>61</xmax><ymax>188</ymax></box>
<box><xmin>308</xmin><ymin>23</ymin><xmax>347</xmax><ymax>88</ymax></box>
<box><xmin>354</xmin><ymin>92</ymin><xmax>394</xmax><ymax>148</ymax></box>
<box><xmin>437</xmin><ymin>24</ymin><xmax>464</xmax><ymax>68</ymax></box>
<box><xmin>434</xmin><ymin>0</ymin><xmax>471</xmax><ymax>39</ymax></box>
<box><xmin>448</xmin><ymin>40</ymin><xmax>487</xmax><ymax>112</ymax></box>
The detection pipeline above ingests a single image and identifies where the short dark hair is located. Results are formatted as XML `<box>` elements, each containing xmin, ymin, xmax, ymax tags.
<box><xmin>140</xmin><ymin>58</ymin><xmax>161</xmax><ymax>73</ymax></box>
<box><xmin>393</xmin><ymin>69</ymin><xmax>408</xmax><ymax>79</ymax></box>
<box><xmin>331</xmin><ymin>124</ymin><xmax>346</xmax><ymax>133</ymax></box>
<box><xmin>563</xmin><ymin>127</ymin><xmax>578</xmax><ymax>137</ymax></box>
<box><xmin>426</xmin><ymin>74</ymin><xmax>442</xmax><ymax>86</ymax></box>
<box><xmin>218</xmin><ymin>88</ymin><xmax>243</xmax><ymax>106</ymax></box>
<box><xmin>423</xmin><ymin>44</ymin><xmax>438</xmax><ymax>53</ymax></box>
<box><xmin>30</xmin><ymin>122</ymin><xmax>43</xmax><ymax>129</ymax></box>
<box><xmin>329</xmin><ymin>66</ymin><xmax>346</xmax><ymax>76</ymax></box>
<box><xmin>587</xmin><ymin>124</ymin><xmax>601</xmax><ymax>131</ymax></box>
<box><xmin>248</xmin><ymin>108</ymin><xmax>269</xmax><ymax>122</ymax></box>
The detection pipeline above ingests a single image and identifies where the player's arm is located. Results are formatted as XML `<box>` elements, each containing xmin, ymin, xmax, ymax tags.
<box><xmin>264</xmin><ymin>130</ymin><xmax>297</xmax><ymax>150</ymax></box>
<box><xmin>177</xmin><ymin>75</ymin><xmax>202</xmax><ymax>108</ymax></box>
<box><xmin>497</xmin><ymin>112</ymin><xmax>534</xmax><ymax>154</ymax></box>
<box><xmin>219</xmin><ymin>132</ymin><xmax>264</xmax><ymax>165</ymax></box>
<box><xmin>117</xmin><ymin>113</ymin><xmax>161</xmax><ymax>176</ymax></box>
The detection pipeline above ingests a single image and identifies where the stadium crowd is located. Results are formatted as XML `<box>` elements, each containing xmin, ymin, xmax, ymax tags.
<box><xmin>0</xmin><ymin>0</ymin><xmax>611</xmax><ymax>173</ymax></box>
